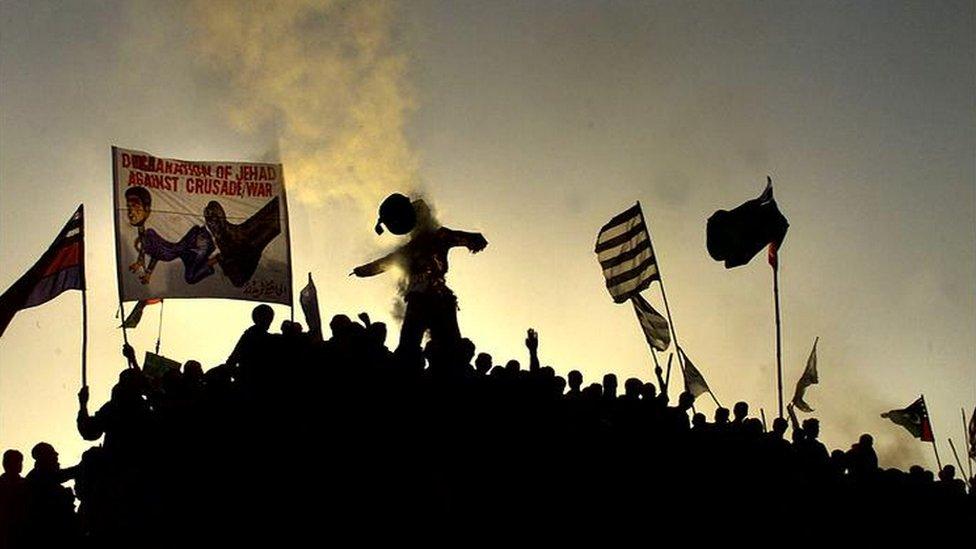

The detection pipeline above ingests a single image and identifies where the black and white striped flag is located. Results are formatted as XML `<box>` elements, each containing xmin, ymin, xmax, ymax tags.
<box><xmin>631</xmin><ymin>293</ymin><xmax>670</xmax><ymax>352</ymax></box>
<box><xmin>595</xmin><ymin>203</ymin><xmax>659</xmax><ymax>303</ymax></box>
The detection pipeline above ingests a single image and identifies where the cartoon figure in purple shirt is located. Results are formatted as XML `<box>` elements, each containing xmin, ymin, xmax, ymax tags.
<box><xmin>125</xmin><ymin>187</ymin><xmax>217</xmax><ymax>285</ymax></box>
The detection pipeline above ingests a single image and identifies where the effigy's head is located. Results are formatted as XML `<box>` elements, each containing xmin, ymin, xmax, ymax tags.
<box><xmin>375</xmin><ymin>193</ymin><xmax>417</xmax><ymax>235</ymax></box>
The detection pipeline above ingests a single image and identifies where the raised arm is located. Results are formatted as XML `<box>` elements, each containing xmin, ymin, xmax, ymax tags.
<box><xmin>526</xmin><ymin>328</ymin><xmax>540</xmax><ymax>373</ymax></box>
<box><xmin>443</xmin><ymin>228</ymin><xmax>488</xmax><ymax>253</ymax></box>
<box><xmin>787</xmin><ymin>403</ymin><xmax>802</xmax><ymax>441</ymax></box>
<box><xmin>122</xmin><ymin>343</ymin><xmax>140</xmax><ymax>370</ymax></box>
<box><xmin>352</xmin><ymin>251</ymin><xmax>398</xmax><ymax>278</ymax></box>
<box><xmin>76</xmin><ymin>386</ymin><xmax>104</xmax><ymax>441</ymax></box>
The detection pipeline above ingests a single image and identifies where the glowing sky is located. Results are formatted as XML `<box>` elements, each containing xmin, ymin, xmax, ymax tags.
<box><xmin>1</xmin><ymin>0</ymin><xmax>974</xmax><ymax>472</ymax></box>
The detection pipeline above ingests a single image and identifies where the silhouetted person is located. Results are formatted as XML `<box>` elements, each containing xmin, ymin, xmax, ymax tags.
<box><xmin>0</xmin><ymin>449</ymin><xmax>26</xmax><ymax>547</ymax></box>
<box><xmin>228</xmin><ymin>304</ymin><xmax>274</xmax><ymax>366</ymax></box>
<box><xmin>602</xmin><ymin>374</ymin><xmax>618</xmax><ymax>400</ymax></box>
<box><xmin>475</xmin><ymin>353</ymin><xmax>493</xmax><ymax>376</ymax></box>
<box><xmin>623</xmin><ymin>378</ymin><xmax>643</xmax><ymax>401</ymax></box>
<box><xmin>846</xmin><ymin>434</ymin><xmax>878</xmax><ymax>479</ymax></box>
<box><xmin>352</xmin><ymin>194</ymin><xmax>487</xmax><ymax>356</ymax></box>
<box><xmin>666</xmin><ymin>391</ymin><xmax>695</xmax><ymax>432</ymax></box>
<box><xmin>731</xmin><ymin>401</ymin><xmax>749</xmax><ymax>430</ymax></box>
<box><xmin>77</xmin><ymin>351</ymin><xmax>154</xmax><ymax>459</ymax></box>
<box><xmin>937</xmin><ymin>465</ymin><xmax>967</xmax><ymax>499</ymax></box>
<box><xmin>713</xmin><ymin>407</ymin><xmax>731</xmax><ymax>431</ymax></box>
<box><xmin>566</xmin><ymin>370</ymin><xmax>583</xmax><ymax>399</ymax></box>
<box><xmin>24</xmin><ymin>443</ymin><xmax>77</xmax><ymax>544</ymax></box>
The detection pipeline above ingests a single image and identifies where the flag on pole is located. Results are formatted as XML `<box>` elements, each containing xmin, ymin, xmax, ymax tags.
<box><xmin>299</xmin><ymin>273</ymin><xmax>322</xmax><ymax>341</ymax></box>
<box><xmin>882</xmin><ymin>396</ymin><xmax>934</xmax><ymax>442</ymax></box>
<box><xmin>595</xmin><ymin>203</ymin><xmax>659</xmax><ymax>303</ymax></box>
<box><xmin>791</xmin><ymin>337</ymin><xmax>819</xmax><ymax>412</ymax></box>
<box><xmin>120</xmin><ymin>298</ymin><xmax>163</xmax><ymax>329</ymax></box>
<box><xmin>706</xmin><ymin>177</ymin><xmax>789</xmax><ymax>269</ymax></box>
<box><xmin>0</xmin><ymin>206</ymin><xmax>85</xmax><ymax>338</ymax></box>
<box><xmin>678</xmin><ymin>347</ymin><xmax>711</xmax><ymax>400</ymax></box>
<box><xmin>631</xmin><ymin>292</ymin><xmax>670</xmax><ymax>351</ymax></box>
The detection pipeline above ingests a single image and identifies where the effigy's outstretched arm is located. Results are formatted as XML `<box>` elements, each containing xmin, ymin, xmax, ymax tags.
<box><xmin>445</xmin><ymin>229</ymin><xmax>488</xmax><ymax>253</ymax></box>
<box><xmin>352</xmin><ymin>251</ymin><xmax>397</xmax><ymax>277</ymax></box>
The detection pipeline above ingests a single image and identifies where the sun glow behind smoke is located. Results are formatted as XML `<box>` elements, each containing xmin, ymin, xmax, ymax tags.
<box><xmin>189</xmin><ymin>0</ymin><xmax>420</xmax><ymax>207</ymax></box>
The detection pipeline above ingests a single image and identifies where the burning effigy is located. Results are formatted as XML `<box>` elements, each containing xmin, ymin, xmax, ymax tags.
<box><xmin>352</xmin><ymin>193</ymin><xmax>487</xmax><ymax>359</ymax></box>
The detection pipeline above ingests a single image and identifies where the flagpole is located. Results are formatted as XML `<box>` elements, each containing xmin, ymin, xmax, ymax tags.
<box><xmin>635</xmin><ymin>202</ymin><xmax>686</xmax><ymax>381</ymax></box>
<box><xmin>963</xmin><ymin>408</ymin><xmax>973</xmax><ymax>481</ymax></box>
<box><xmin>80</xmin><ymin>204</ymin><xmax>88</xmax><ymax>388</ymax></box>
<box><xmin>923</xmin><ymin>394</ymin><xmax>942</xmax><ymax>471</ymax></box>
<box><xmin>760</xmin><ymin>408</ymin><xmax>768</xmax><ymax>432</ymax></box>
<box><xmin>948</xmin><ymin>438</ymin><xmax>965</xmax><ymax>478</ymax></box>
<box><xmin>111</xmin><ymin>147</ymin><xmax>130</xmax><ymax>348</ymax></box>
<box><xmin>773</xmin><ymin>260</ymin><xmax>784</xmax><ymax>419</ymax></box>
<box><xmin>155</xmin><ymin>299</ymin><xmax>164</xmax><ymax>355</ymax></box>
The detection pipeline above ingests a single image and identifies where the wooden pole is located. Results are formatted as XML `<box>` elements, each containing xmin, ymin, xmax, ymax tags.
<box><xmin>963</xmin><ymin>408</ymin><xmax>974</xmax><ymax>481</ymax></box>
<box><xmin>111</xmin><ymin>147</ymin><xmax>130</xmax><ymax>348</ymax></box>
<box><xmin>760</xmin><ymin>408</ymin><xmax>768</xmax><ymax>433</ymax></box>
<box><xmin>923</xmin><ymin>394</ymin><xmax>942</xmax><ymax>472</ymax></box>
<box><xmin>279</xmin><ymin>163</ymin><xmax>296</xmax><ymax>323</ymax></box>
<box><xmin>155</xmin><ymin>299</ymin><xmax>164</xmax><ymax>355</ymax></box>
<box><xmin>773</xmin><ymin>262</ymin><xmax>784</xmax><ymax>419</ymax></box>
<box><xmin>948</xmin><ymin>438</ymin><xmax>965</xmax><ymax>478</ymax></box>
<box><xmin>78</xmin><ymin>204</ymin><xmax>88</xmax><ymax>389</ymax></box>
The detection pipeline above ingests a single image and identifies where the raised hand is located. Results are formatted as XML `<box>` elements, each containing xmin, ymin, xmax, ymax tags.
<box><xmin>525</xmin><ymin>328</ymin><xmax>538</xmax><ymax>352</ymax></box>
<box><xmin>78</xmin><ymin>385</ymin><xmax>89</xmax><ymax>408</ymax></box>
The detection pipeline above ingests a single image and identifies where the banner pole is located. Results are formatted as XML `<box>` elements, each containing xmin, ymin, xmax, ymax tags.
<box><xmin>279</xmin><ymin>163</ymin><xmax>296</xmax><ymax>322</ymax></box>
<box><xmin>111</xmin><ymin>146</ymin><xmax>129</xmax><ymax>347</ymax></box>
<box><xmin>773</xmin><ymin>261</ymin><xmax>784</xmax><ymax>419</ymax></box>
<box><xmin>760</xmin><ymin>408</ymin><xmax>768</xmax><ymax>432</ymax></box>
<box><xmin>155</xmin><ymin>299</ymin><xmax>164</xmax><ymax>355</ymax></box>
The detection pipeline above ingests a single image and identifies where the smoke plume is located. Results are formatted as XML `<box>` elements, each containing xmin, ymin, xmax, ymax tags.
<box><xmin>188</xmin><ymin>0</ymin><xmax>419</xmax><ymax>206</ymax></box>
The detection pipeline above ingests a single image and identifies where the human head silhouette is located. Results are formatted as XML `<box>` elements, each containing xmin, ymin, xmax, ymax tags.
<box><xmin>733</xmin><ymin>401</ymin><xmax>748</xmax><ymax>421</ymax></box>
<box><xmin>252</xmin><ymin>304</ymin><xmax>274</xmax><ymax>331</ymax></box>
<box><xmin>567</xmin><ymin>370</ymin><xmax>583</xmax><ymax>392</ymax></box>
<box><xmin>678</xmin><ymin>391</ymin><xmax>695</xmax><ymax>411</ymax></box>
<box><xmin>802</xmin><ymin>418</ymin><xmax>820</xmax><ymax>439</ymax></box>
<box><xmin>2</xmin><ymin>449</ymin><xmax>23</xmax><ymax>476</ymax></box>
<box><xmin>602</xmin><ymin>374</ymin><xmax>618</xmax><ymax>399</ymax></box>
<box><xmin>31</xmin><ymin>442</ymin><xmax>59</xmax><ymax>473</ymax></box>
<box><xmin>772</xmin><ymin>417</ymin><xmax>788</xmax><ymax>437</ymax></box>
<box><xmin>714</xmin><ymin>407</ymin><xmax>730</xmax><ymax>424</ymax></box>
<box><xmin>475</xmin><ymin>353</ymin><xmax>492</xmax><ymax>375</ymax></box>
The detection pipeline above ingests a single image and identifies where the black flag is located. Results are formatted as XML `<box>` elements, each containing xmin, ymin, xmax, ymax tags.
<box><xmin>706</xmin><ymin>177</ymin><xmax>789</xmax><ymax>268</ymax></box>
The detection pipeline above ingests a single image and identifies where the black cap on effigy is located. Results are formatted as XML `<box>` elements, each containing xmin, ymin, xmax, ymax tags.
<box><xmin>375</xmin><ymin>193</ymin><xmax>416</xmax><ymax>235</ymax></box>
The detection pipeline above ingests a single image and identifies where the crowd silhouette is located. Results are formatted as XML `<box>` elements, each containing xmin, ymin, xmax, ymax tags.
<box><xmin>1</xmin><ymin>305</ymin><xmax>973</xmax><ymax>546</ymax></box>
